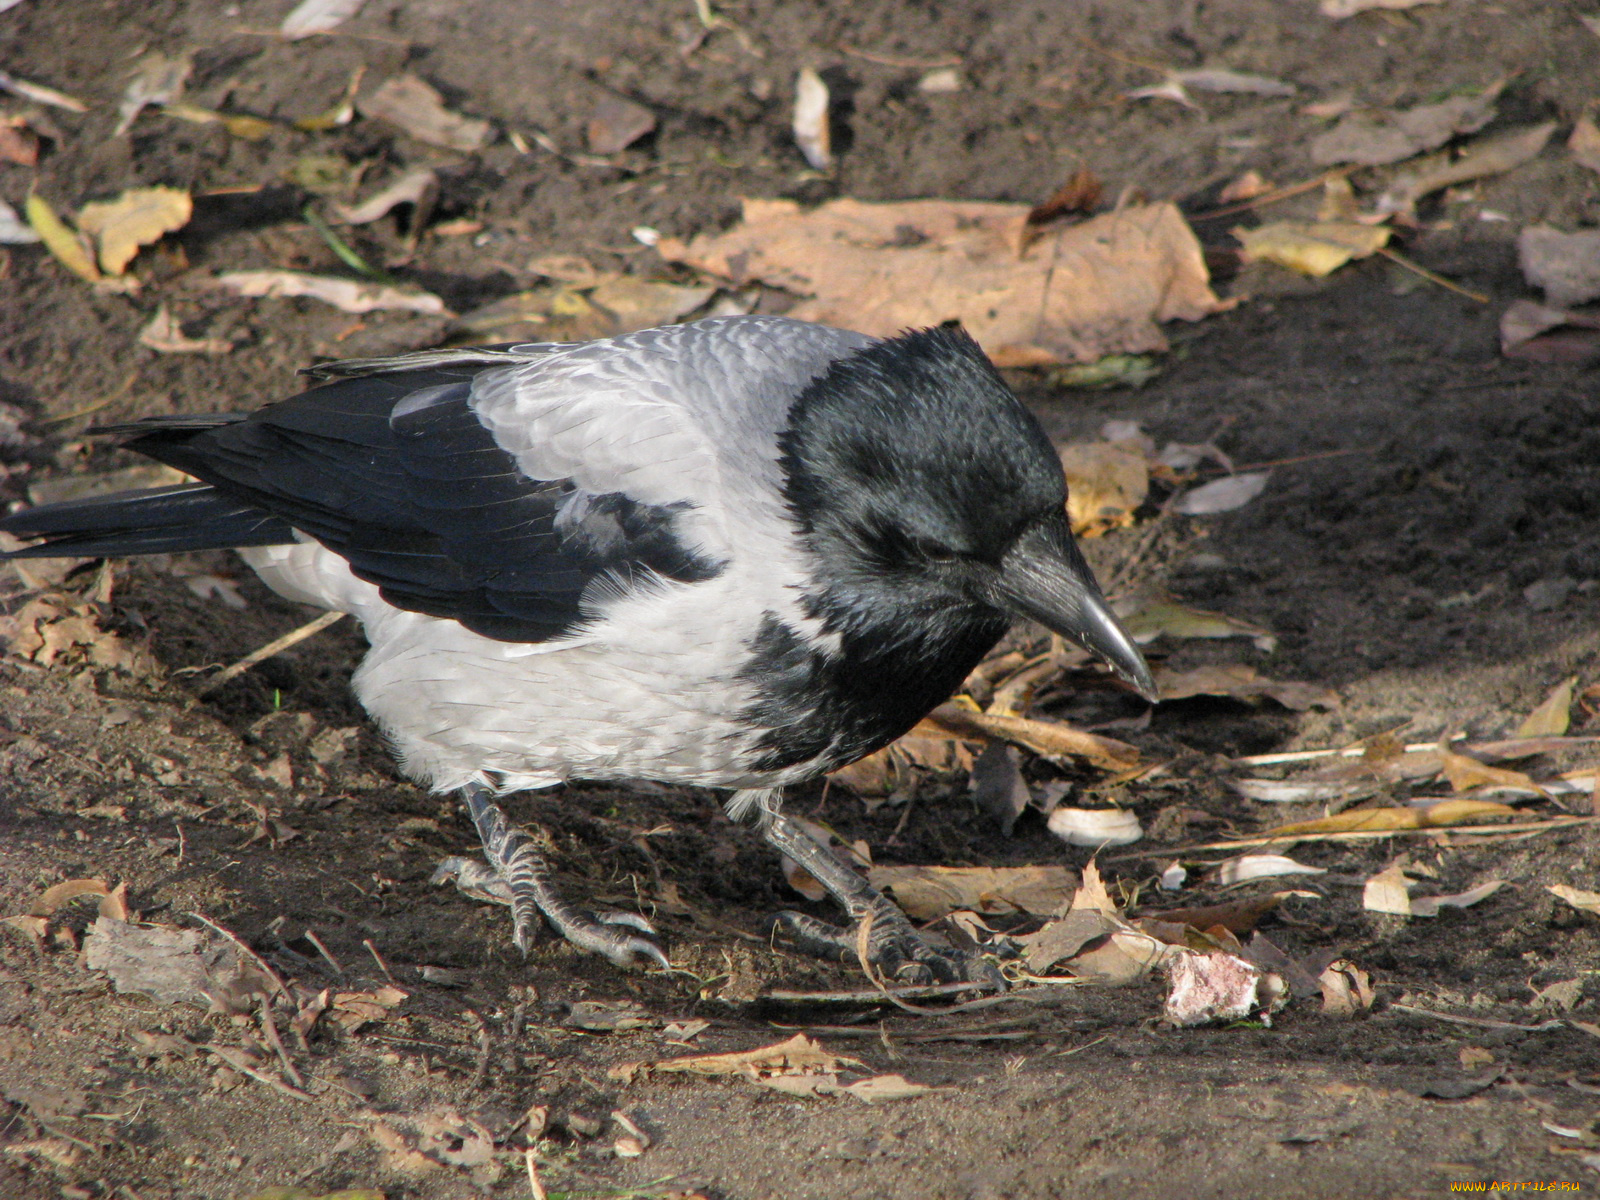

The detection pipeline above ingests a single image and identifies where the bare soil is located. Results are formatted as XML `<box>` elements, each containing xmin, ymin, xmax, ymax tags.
<box><xmin>3</xmin><ymin>2</ymin><xmax>1600</xmax><ymax>1198</ymax></box>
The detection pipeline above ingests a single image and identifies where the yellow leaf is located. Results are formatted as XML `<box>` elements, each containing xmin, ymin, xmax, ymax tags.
<box><xmin>1234</xmin><ymin>220</ymin><xmax>1392</xmax><ymax>277</ymax></box>
<box><xmin>76</xmin><ymin>186</ymin><xmax>192</xmax><ymax>276</ymax></box>
<box><xmin>1516</xmin><ymin>676</ymin><xmax>1577</xmax><ymax>738</ymax></box>
<box><xmin>25</xmin><ymin>193</ymin><xmax>100</xmax><ymax>282</ymax></box>
<box><xmin>1421</xmin><ymin>798</ymin><xmax>1518</xmax><ymax>826</ymax></box>
<box><xmin>1550</xmin><ymin>884</ymin><xmax>1600</xmax><ymax>915</ymax></box>
<box><xmin>1121</xmin><ymin>597</ymin><xmax>1276</xmax><ymax>651</ymax></box>
<box><xmin>1265</xmin><ymin>808</ymin><xmax>1422</xmax><ymax>837</ymax></box>
<box><xmin>1439</xmin><ymin>750</ymin><xmax>1542</xmax><ymax>795</ymax></box>
<box><xmin>1057</xmin><ymin>440</ymin><xmax>1149</xmax><ymax>535</ymax></box>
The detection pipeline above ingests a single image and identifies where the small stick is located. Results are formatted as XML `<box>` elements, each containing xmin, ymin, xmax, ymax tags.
<box><xmin>525</xmin><ymin>1148</ymin><xmax>548</xmax><ymax>1200</ymax></box>
<box><xmin>1103</xmin><ymin>815</ymin><xmax>1598</xmax><ymax>860</ymax></box>
<box><xmin>363</xmin><ymin>937</ymin><xmax>399</xmax><ymax>986</ymax></box>
<box><xmin>195</xmin><ymin>610</ymin><xmax>345</xmax><ymax>697</ymax></box>
<box><xmin>256</xmin><ymin>996</ymin><xmax>305</xmax><ymax>1088</ymax></box>
<box><xmin>200</xmin><ymin>1043</ymin><xmax>314</xmax><ymax>1101</ymax></box>
<box><xmin>187</xmin><ymin>911</ymin><xmax>291</xmax><ymax>999</ymax></box>
<box><xmin>303</xmin><ymin>928</ymin><xmax>345</xmax><ymax>975</ymax></box>
<box><xmin>1377</xmin><ymin>246</ymin><xmax>1490</xmax><ymax>304</ymax></box>
<box><xmin>1388</xmin><ymin>1004</ymin><xmax>1566</xmax><ymax>1034</ymax></box>
<box><xmin>464</xmin><ymin>1008</ymin><xmax>492</xmax><ymax>1092</ymax></box>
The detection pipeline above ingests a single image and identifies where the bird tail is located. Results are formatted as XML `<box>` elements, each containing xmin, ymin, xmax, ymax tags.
<box><xmin>0</xmin><ymin>483</ymin><xmax>295</xmax><ymax>559</ymax></box>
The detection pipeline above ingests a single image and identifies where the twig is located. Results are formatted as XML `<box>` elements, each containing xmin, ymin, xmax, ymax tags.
<box><xmin>1388</xmin><ymin>1004</ymin><xmax>1567</xmax><ymax>1034</ymax></box>
<box><xmin>1104</xmin><ymin>815</ymin><xmax>1598</xmax><ymax>860</ymax></box>
<box><xmin>39</xmin><ymin>369</ymin><xmax>139</xmax><ymax>427</ymax></box>
<box><xmin>525</xmin><ymin>1147</ymin><xmax>548</xmax><ymax>1200</ymax></box>
<box><xmin>200</xmin><ymin>1043</ymin><xmax>314</xmax><ymax>1101</ymax></box>
<box><xmin>1377</xmin><ymin>246</ymin><xmax>1490</xmax><ymax>304</ymax></box>
<box><xmin>1186</xmin><ymin>168</ymin><xmax>1356</xmax><ymax>222</ymax></box>
<box><xmin>363</xmin><ymin>938</ymin><xmax>398</xmax><ymax>985</ymax></box>
<box><xmin>186</xmin><ymin>912</ymin><xmax>291</xmax><ymax>999</ymax></box>
<box><xmin>464</xmin><ymin>1008</ymin><xmax>492</xmax><ymax>1091</ymax></box>
<box><xmin>257</xmin><ymin>996</ymin><xmax>305</xmax><ymax>1088</ymax></box>
<box><xmin>195</xmin><ymin>610</ymin><xmax>345</xmax><ymax>697</ymax></box>
<box><xmin>1229</xmin><ymin>446</ymin><xmax>1374</xmax><ymax>473</ymax></box>
<box><xmin>303</xmin><ymin>928</ymin><xmax>345</xmax><ymax>975</ymax></box>
<box><xmin>839</xmin><ymin>45</ymin><xmax>963</xmax><ymax>69</ymax></box>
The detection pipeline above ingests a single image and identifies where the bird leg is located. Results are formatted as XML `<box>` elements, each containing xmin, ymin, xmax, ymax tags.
<box><xmin>430</xmin><ymin>782</ymin><xmax>670</xmax><ymax>970</ymax></box>
<box><xmin>757</xmin><ymin>805</ymin><xmax>1000</xmax><ymax>987</ymax></box>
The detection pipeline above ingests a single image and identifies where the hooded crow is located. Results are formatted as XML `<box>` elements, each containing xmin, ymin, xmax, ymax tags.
<box><xmin>0</xmin><ymin>315</ymin><xmax>1154</xmax><ymax>983</ymax></box>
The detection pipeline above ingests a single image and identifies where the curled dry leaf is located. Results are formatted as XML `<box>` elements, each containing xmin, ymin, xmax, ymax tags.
<box><xmin>1549</xmin><ymin>884</ymin><xmax>1600</xmax><ymax>916</ymax></box>
<box><xmin>1046</xmin><ymin>806</ymin><xmax>1142</xmax><ymax>847</ymax></box>
<box><xmin>1155</xmin><ymin>664</ymin><xmax>1336</xmax><ymax>711</ymax></box>
<box><xmin>76</xmin><ymin>186</ymin><xmax>192</xmax><ymax>276</ymax></box>
<box><xmin>1057</xmin><ymin>440</ymin><xmax>1148</xmax><ymax>535</ymax></box>
<box><xmin>1309</xmin><ymin>80</ymin><xmax>1503</xmax><ymax>167</ymax></box>
<box><xmin>924</xmin><ymin>703</ymin><xmax>1139</xmax><ymax>769</ymax></box>
<box><xmin>25</xmin><ymin>193</ymin><xmax>103</xmax><ymax>284</ymax></box>
<box><xmin>334</xmin><ymin>169</ymin><xmax>439</xmax><ymax>225</ymax></box>
<box><xmin>1234</xmin><ymin>222</ymin><xmax>1389</xmax><ymax>278</ymax></box>
<box><xmin>868</xmin><ymin>864</ymin><xmax>1079</xmax><ymax>920</ymax></box>
<box><xmin>1376</xmin><ymin>122</ymin><xmax>1556</xmax><ymax>217</ymax></box>
<box><xmin>217</xmin><ymin>270</ymin><xmax>447</xmax><ymax>315</ymax></box>
<box><xmin>139</xmin><ymin>305</ymin><xmax>233</xmax><ymax>355</ymax></box>
<box><xmin>359</xmin><ymin>74</ymin><xmax>491</xmax><ymax>152</ymax></box>
<box><xmin>1213</xmin><ymin>854</ymin><xmax>1327</xmax><ymax>884</ymax></box>
<box><xmin>280</xmin><ymin>0</ymin><xmax>368</xmax><ymax>38</ymax></box>
<box><xmin>1439</xmin><ymin>749</ymin><xmax>1544</xmax><ymax>797</ymax></box>
<box><xmin>1319</xmin><ymin>960</ymin><xmax>1374</xmax><ymax>1016</ymax></box>
<box><xmin>792</xmin><ymin>68</ymin><xmax>831</xmax><ymax>170</ymax></box>
<box><xmin>658</xmin><ymin>197</ymin><xmax>1225</xmax><ymax>367</ymax></box>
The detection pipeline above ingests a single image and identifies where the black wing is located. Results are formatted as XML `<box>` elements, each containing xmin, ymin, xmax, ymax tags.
<box><xmin>3</xmin><ymin>359</ymin><xmax>722</xmax><ymax>643</ymax></box>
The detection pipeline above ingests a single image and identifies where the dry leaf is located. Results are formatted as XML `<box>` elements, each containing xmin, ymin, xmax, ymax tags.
<box><xmin>1173</xmin><ymin>68</ymin><xmax>1294</xmax><ymax>96</ymax></box>
<box><xmin>1363</xmin><ymin>863</ymin><xmax>1413</xmax><ymax>915</ymax></box>
<box><xmin>1154</xmin><ymin>664</ymin><xmax>1336</xmax><ymax>711</ymax></box>
<box><xmin>1213</xmin><ymin>854</ymin><xmax>1327</xmax><ymax>884</ymax></box>
<box><xmin>1046</xmin><ymin>806</ymin><xmax>1142</xmax><ymax>847</ymax></box>
<box><xmin>1309</xmin><ymin>81</ymin><xmax>1503</xmax><ymax>166</ymax></box>
<box><xmin>1016</xmin><ymin>908</ymin><xmax>1120</xmax><ymax>972</ymax></box>
<box><xmin>1234</xmin><ymin>222</ymin><xmax>1390</xmax><ymax>277</ymax></box>
<box><xmin>25</xmin><ymin>193</ymin><xmax>101</xmax><ymax>283</ymax></box>
<box><xmin>1498</xmin><ymin>298</ymin><xmax>1600</xmax><ymax>364</ymax></box>
<box><xmin>918</xmin><ymin>68</ymin><xmax>962</xmax><ymax>94</ymax></box>
<box><xmin>1409</xmin><ymin>880</ymin><xmax>1505</xmax><ymax>917</ymax></box>
<box><xmin>280</xmin><ymin>0</ymin><xmax>367</xmax><ymax>38</ymax></box>
<box><xmin>1057</xmin><ymin>440</ymin><xmax>1149</xmax><ymax>534</ymax></box>
<box><xmin>1320</xmin><ymin>0</ymin><xmax>1439</xmax><ymax>14</ymax></box>
<box><xmin>1519</xmin><ymin>224</ymin><xmax>1600</xmax><ymax>310</ymax></box>
<box><xmin>1121</xmin><ymin>596</ymin><xmax>1276</xmax><ymax>651</ymax></box>
<box><xmin>793</xmin><ymin>68</ymin><xmax>831</xmax><ymax>170</ymax></box>
<box><xmin>1143</xmin><ymin>891</ymin><xmax>1298</xmax><ymax>935</ymax></box>
<box><xmin>1268</xmin><ymin>808</ymin><xmax>1423</xmax><ymax>837</ymax></box>
<box><xmin>360</xmin><ymin>74</ymin><xmax>491</xmax><ymax>152</ymax></box>
<box><xmin>77</xmin><ymin>186</ymin><xmax>192</xmax><ymax>276</ymax></box>
<box><xmin>115</xmin><ymin>52</ymin><xmax>190</xmax><ymax>137</ymax></box>
<box><xmin>1376</xmin><ymin>122</ymin><xmax>1557</xmax><ymax>217</ymax></box>
<box><xmin>587</xmin><ymin>94</ymin><xmax>656</xmax><ymax>155</ymax></box>
<box><xmin>217</xmin><ymin>270</ymin><xmax>447</xmax><ymax>314</ymax></box>
<box><xmin>82</xmin><ymin>917</ymin><xmax>258</xmax><ymax>1008</ymax></box>
<box><xmin>1172</xmin><ymin>470</ymin><xmax>1272</xmax><ymax>514</ymax></box>
<box><xmin>1549</xmin><ymin>884</ymin><xmax>1600</xmax><ymax>916</ymax></box>
<box><xmin>1420</xmin><ymin>797</ymin><xmax>1518</xmax><ymax>825</ymax></box>
<box><xmin>1319</xmin><ymin>960</ymin><xmax>1374</xmax><ymax>1016</ymax></box>
<box><xmin>971</xmin><ymin>740</ymin><xmax>1031</xmax><ymax>836</ymax></box>
<box><xmin>138</xmin><ymin>305</ymin><xmax>233</xmax><ymax>355</ymax></box>
<box><xmin>866</xmin><ymin>864</ymin><xmax>1079</xmax><ymax>920</ymax></box>
<box><xmin>1439</xmin><ymin>750</ymin><xmax>1543</xmax><ymax>797</ymax></box>
<box><xmin>588</xmin><ymin>277</ymin><xmax>715</xmax><ymax>332</ymax></box>
<box><xmin>1571</xmin><ymin>114</ymin><xmax>1600</xmax><ymax>175</ymax></box>
<box><xmin>0</xmin><ymin>197</ymin><xmax>39</xmax><ymax>244</ymax></box>
<box><xmin>1219</xmin><ymin>170</ymin><xmax>1272</xmax><ymax>204</ymax></box>
<box><xmin>609</xmin><ymin>1033</ymin><xmax>856</xmax><ymax>1083</ymax></box>
<box><xmin>1232</xmin><ymin>777</ymin><xmax>1367</xmax><ymax>803</ymax></box>
<box><xmin>0</xmin><ymin>68</ymin><xmax>88</xmax><ymax>112</ymax></box>
<box><xmin>840</xmin><ymin>1073</ymin><xmax>937</xmax><ymax>1102</ymax></box>
<box><xmin>658</xmin><ymin>197</ymin><xmax>1225</xmax><ymax>366</ymax></box>
<box><xmin>334</xmin><ymin>169</ymin><xmax>438</xmax><ymax>225</ymax></box>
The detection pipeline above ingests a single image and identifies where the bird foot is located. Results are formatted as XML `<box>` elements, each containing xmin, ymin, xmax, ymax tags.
<box><xmin>770</xmin><ymin>899</ymin><xmax>1003</xmax><ymax>988</ymax></box>
<box><xmin>435</xmin><ymin>785</ymin><xmax>670</xmax><ymax>971</ymax></box>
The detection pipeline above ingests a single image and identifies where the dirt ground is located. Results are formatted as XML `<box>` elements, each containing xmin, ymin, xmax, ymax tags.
<box><xmin>3</xmin><ymin>1</ymin><xmax>1600</xmax><ymax>1198</ymax></box>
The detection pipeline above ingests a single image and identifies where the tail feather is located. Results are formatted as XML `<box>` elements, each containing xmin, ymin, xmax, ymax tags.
<box><xmin>0</xmin><ymin>483</ymin><xmax>295</xmax><ymax>559</ymax></box>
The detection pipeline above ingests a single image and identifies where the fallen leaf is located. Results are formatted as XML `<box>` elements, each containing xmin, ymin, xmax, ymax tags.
<box><xmin>1363</xmin><ymin>863</ymin><xmax>1413</xmax><ymax>915</ymax></box>
<box><xmin>658</xmin><ymin>197</ymin><xmax>1225</xmax><ymax>366</ymax></box>
<box><xmin>839</xmin><ymin>1073</ymin><xmax>938</xmax><ymax>1102</ymax></box>
<box><xmin>924</xmin><ymin>703</ymin><xmax>1139</xmax><ymax>768</ymax></box>
<box><xmin>0</xmin><ymin>197</ymin><xmax>39</xmax><ymax>244</ymax></box>
<box><xmin>334</xmin><ymin>169</ymin><xmax>438</xmax><ymax>225</ymax></box>
<box><xmin>1024</xmin><ymin>169</ymin><xmax>1103</xmax><ymax>232</ymax></box>
<box><xmin>1549</xmin><ymin>884</ymin><xmax>1600</xmax><ymax>916</ymax></box>
<box><xmin>564</xmin><ymin>999</ymin><xmax>655</xmax><ymax>1032</ymax></box>
<box><xmin>1015</xmin><ymin>908</ymin><xmax>1120</xmax><ymax>972</ymax></box>
<box><xmin>161</xmin><ymin>102</ymin><xmax>276</xmax><ymax>140</ymax></box>
<box><xmin>280</xmin><ymin>0</ymin><xmax>367</xmax><ymax>38</ymax></box>
<box><xmin>827</xmin><ymin>725</ymin><xmax>974</xmax><ymax>797</ymax></box>
<box><xmin>1319</xmin><ymin>960</ymin><xmax>1375</xmax><ymax>1015</ymax></box>
<box><xmin>867</xmin><ymin>864</ymin><xmax>1079</xmax><ymax>920</ymax></box>
<box><xmin>1420</xmin><ymin>797</ymin><xmax>1518</xmax><ymax>825</ymax></box>
<box><xmin>115</xmin><ymin>52</ymin><xmax>190</xmax><ymax>137</ymax></box>
<box><xmin>1213</xmin><ymin>854</ymin><xmax>1327</xmax><ymax>884</ymax></box>
<box><xmin>1154</xmin><ymin>664</ymin><xmax>1337</xmax><ymax>711</ymax></box>
<box><xmin>1164</xmin><ymin>949</ymin><xmax>1284</xmax><ymax>1026</ymax></box>
<box><xmin>25</xmin><ymin>193</ymin><xmax>101</xmax><ymax>283</ymax></box>
<box><xmin>1234</xmin><ymin>221</ymin><xmax>1390</xmax><ymax>277</ymax></box>
<box><xmin>1320</xmin><ymin>0</ymin><xmax>1439</xmax><ymax>14</ymax></box>
<box><xmin>609</xmin><ymin>1033</ymin><xmax>857</xmax><ymax>1083</ymax></box>
<box><xmin>792</xmin><ymin>68</ymin><xmax>831</xmax><ymax>169</ymax></box>
<box><xmin>1172</xmin><ymin>67</ymin><xmax>1295</xmax><ymax>96</ymax></box>
<box><xmin>1376</xmin><ymin>122</ymin><xmax>1557</xmax><ymax>217</ymax></box>
<box><xmin>217</xmin><ymin>270</ymin><xmax>447</xmax><ymax>315</ymax></box>
<box><xmin>1571</xmin><ymin>113</ymin><xmax>1600</xmax><ymax>176</ymax></box>
<box><xmin>588</xmin><ymin>277</ymin><xmax>715</xmax><ymax>332</ymax></box>
<box><xmin>1232</xmin><ymin>777</ymin><xmax>1369</xmax><ymax>803</ymax></box>
<box><xmin>1046</xmin><ymin>805</ymin><xmax>1142</xmax><ymax>847</ymax></box>
<box><xmin>82</xmin><ymin>916</ymin><xmax>265</xmax><ymax>1009</ymax></box>
<box><xmin>971</xmin><ymin>740</ymin><xmax>1031</xmax><ymax>836</ymax></box>
<box><xmin>1057</xmin><ymin>440</ymin><xmax>1149</xmax><ymax>534</ymax></box>
<box><xmin>586</xmin><ymin>93</ymin><xmax>656</xmax><ymax>155</ymax></box>
<box><xmin>138</xmin><ymin>305</ymin><xmax>233</xmax><ymax>355</ymax></box>
<box><xmin>0</xmin><ymin>68</ymin><xmax>88</xmax><ymax>112</ymax></box>
<box><xmin>1268</xmin><ymin>808</ymin><xmax>1423</xmax><ymax>837</ymax></box>
<box><xmin>1532</xmin><ymin>977</ymin><xmax>1584</xmax><ymax>1010</ymax></box>
<box><xmin>918</xmin><ymin>67</ymin><xmax>962</xmax><ymax>94</ymax></box>
<box><xmin>1409</xmin><ymin>880</ymin><xmax>1505</xmax><ymax>918</ymax></box>
<box><xmin>1173</xmin><ymin>469</ymin><xmax>1273</xmax><ymax>514</ymax></box>
<box><xmin>1142</xmin><ymin>891</ymin><xmax>1298</xmax><ymax>935</ymax></box>
<box><xmin>328</xmin><ymin>986</ymin><xmax>406</xmax><ymax>1031</ymax></box>
<box><xmin>359</xmin><ymin>74</ymin><xmax>491</xmax><ymax>152</ymax></box>
<box><xmin>1121</xmin><ymin>596</ymin><xmax>1276</xmax><ymax>651</ymax></box>
<box><xmin>1520</xmin><ymin>224</ymin><xmax>1600</xmax><ymax>310</ymax></box>
<box><xmin>0</xmin><ymin>118</ymin><xmax>39</xmax><ymax>166</ymax></box>
<box><xmin>1050</xmin><ymin>353</ymin><xmax>1162</xmax><ymax>390</ymax></box>
<box><xmin>1498</xmin><ymin>299</ymin><xmax>1600</xmax><ymax>364</ymax></box>
<box><xmin>77</xmin><ymin>186</ymin><xmax>192</xmax><ymax>276</ymax></box>
<box><xmin>1309</xmin><ymin>81</ymin><xmax>1503</xmax><ymax>166</ymax></box>
<box><xmin>1440</xmin><ymin>750</ymin><xmax>1543</xmax><ymax>796</ymax></box>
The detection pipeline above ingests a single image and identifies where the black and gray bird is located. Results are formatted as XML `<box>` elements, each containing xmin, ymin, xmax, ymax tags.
<box><xmin>0</xmin><ymin>315</ymin><xmax>1154</xmax><ymax>982</ymax></box>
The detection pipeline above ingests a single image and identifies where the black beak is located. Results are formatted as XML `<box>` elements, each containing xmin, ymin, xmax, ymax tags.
<box><xmin>986</xmin><ymin>513</ymin><xmax>1158</xmax><ymax>702</ymax></box>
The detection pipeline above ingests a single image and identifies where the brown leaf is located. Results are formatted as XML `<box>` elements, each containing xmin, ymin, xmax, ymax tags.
<box><xmin>1015</xmin><ymin>909</ymin><xmax>1119</xmax><ymax>972</ymax></box>
<box><xmin>217</xmin><ymin>270</ymin><xmax>447</xmax><ymax>315</ymax></box>
<box><xmin>1518</xmin><ymin>223</ymin><xmax>1600</xmax><ymax>308</ymax></box>
<box><xmin>1057</xmin><ymin>440</ymin><xmax>1149</xmax><ymax>535</ymax></box>
<box><xmin>586</xmin><ymin>93</ymin><xmax>656</xmax><ymax>155</ymax></box>
<box><xmin>26</xmin><ymin>877</ymin><xmax>112</xmax><ymax>916</ymax></box>
<box><xmin>1363</xmin><ymin>863</ymin><xmax>1413</xmax><ymax>915</ymax></box>
<box><xmin>1025</xmin><ymin>169</ymin><xmax>1103</xmax><ymax>226</ymax></box>
<box><xmin>1516</xmin><ymin>677</ymin><xmax>1577</xmax><ymax>738</ymax></box>
<box><xmin>0</xmin><ymin>120</ymin><xmax>38</xmax><ymax>166</ymax></box>
<box><xmin>1121</xmin><ymin>597</ymin><xmax>1276</xmax><ymax>651</ymax></box>
<box><xmin>923</xmin><ymin>703</ymin><xmax>1139</xmax><ymax>769</ymax></box>
<box><xmin>1309</xmin><ymin>81</ymin><xmax>1504</xmax><ymax>166</ymax></box>
<box><xmin>658</xmin><ymin>197</ymin><xmax>1224</xmax><ymax>366</ymax></box>
<box><xmin>359</xmin><ymin>74</ymin><xmax>491</xmax><ymax>151</ymax></box>
<box><xmin>1548</xmin><ymin>884</ymin><xmax>1600</xmax><ymax>915</ymax></box>
<box><xmin>1318</xmin><ymin>960</ymin><xmax>1375</xmax><ymax>1016</ymax></box>
<box><xmin>1154</xmin><ymin>664</ymin><xmax>1336</xmax><ymax>711</ymax></box>
<box><xmin>1377</xmin><ymin>122</ymin><xmax>1557</xmax><ymax>217</ymax></box>
<box><xmin>1421</xmin><ymin>797</ymin><xmax>1518</xmax><ymax>826</ymax></box>
<box><xmin>1140</xmin><ymin>892</ymin><xmax>1292</xmax><ymax>935</ymax></box>
<box><xmin>1266</xmin><ymin>808</ymin><xmax>1423</xmax><ymax>837</ymax></box>
<box><xmin>1571</xmin><ymin>113</ymin><xmax>1600</xmax><ymax>176</ymax></box>
<box><xmin>867</xmin><ymin>864</ymin><xmax>1079</xmax><ymax>920</ymax></box>
<box><xmin>1439</xmin><ymin>750</ymin><xmax>1543</xmax><ymax>796</ymax></box>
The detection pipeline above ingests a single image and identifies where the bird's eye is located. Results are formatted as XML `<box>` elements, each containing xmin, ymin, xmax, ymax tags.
<box><xmin>915</xmin><ymin>538</ymin><xmax>959</xmax><ymax>563</ymax></box>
